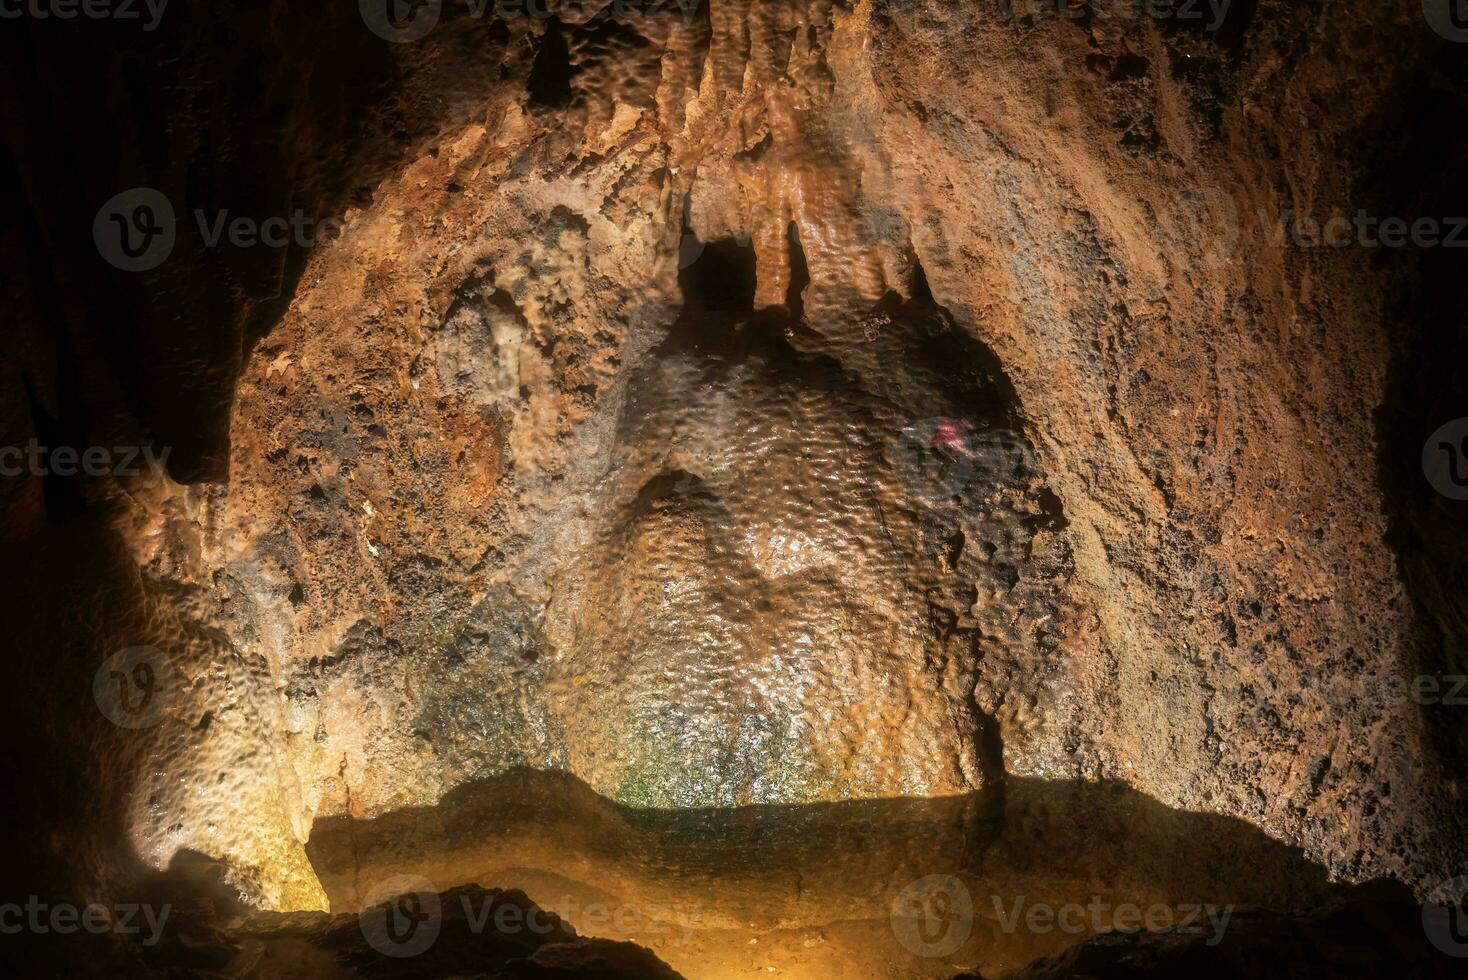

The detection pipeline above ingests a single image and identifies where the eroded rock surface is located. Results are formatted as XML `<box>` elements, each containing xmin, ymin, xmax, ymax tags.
<box><xmin>148</xmin><ymin>0</ymin><xmax>1075</xmax><ymax>856</ymax></box>
<box><xmin>538</xmin><ymin>275</ymin><xmax>1064</xmax><ymax>805</ymax></box>
<box><xmin>5</xmin><ymin>1</ymin><xmax>1466</xmax><ymax>955</ymax></box>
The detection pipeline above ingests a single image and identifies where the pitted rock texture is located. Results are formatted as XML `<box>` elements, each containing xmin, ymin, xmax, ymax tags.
<box><xmin>540</xmin><ymin>274</ymin><xmax>1062</xmax><ymax>806</ymax></box>
<box><xmin>7</xmin><ymin>0</ymin><xmax>1468</xmax><ymax>937</ymax></box>
<box><xmin>203</xmin><ymin>203</ymin><xmax>1067</xmax><ymax>816</ymax></box>
<box><xmin>95</xmin><ymin>0</ymin><xmax>1466</xmax><ymax>904</ymax></box>
<box><xmin>152</xmin><ymin>0</ymin><xmax>1078</xmax><ymax>856</ymax></box>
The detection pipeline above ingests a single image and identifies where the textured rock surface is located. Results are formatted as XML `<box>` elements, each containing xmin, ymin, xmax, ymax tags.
<box><xmin>3</xmin><ymin>4</ymin><xmax>1468</xmax><ymax>972</ymax></box>
<box><xmin>122</xmin><ymin>0</ymin><xmax>1458</xmax><ymax>903</ymax></box>
<box><xmin>154</xmin><ymin>0</ymin><xmax>1073</xmax><ymax>846</ymax></box>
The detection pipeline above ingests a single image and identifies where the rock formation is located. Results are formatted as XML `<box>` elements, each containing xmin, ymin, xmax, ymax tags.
<box><xmin>3</xmin><ymin>2</ymin><xmax>1467</xmax><ymax>977</ymax></box>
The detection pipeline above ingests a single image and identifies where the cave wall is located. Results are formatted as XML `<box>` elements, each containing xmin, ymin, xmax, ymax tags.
<box><xmin>3</xmin><ymin>0</ymin><xmax>1467</xmax><ymax>918</ymax></box>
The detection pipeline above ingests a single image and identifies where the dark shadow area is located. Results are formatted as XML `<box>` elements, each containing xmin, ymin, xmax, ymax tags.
<box><xmin>1363</xmin><ymin>38</ymin><xmax>1468</xmax><ymax>806</ymax></box>
<box><xmin>0</xmin><ymin>517</ymin><xmax>252</xmax><ymax>977</ymax></box>
<box><xmin>676</xmin><ymin>235</ymin><xmax>759</xmax><ymax>317</ymax></box>
<box><xmin>3</xmin><ymin>845</ymin><xmax>682</xmax><ymax>979</ymax></box>
<box><xmin>785</xmin><ymin>221</ymin><xmax>810</xmax><ymax>319</ymax></box>
<box><xmin>0</xmin><ymin>5</ymin><xmax>517</xmax><ymax>483</ymax></box>
<box><xmin>875</xmin><ymin>256</ymin><xmax>1028</xmax><ymax>433</ymax></box>
<box><xmin>528</xmin><ymin>16</ymin><xmax>574</xmax><ymax>111</ymax></box>
<box><xmin>965</xmin><ymin>876</ymin><xmax>1457</xmax><ymax>980</ymax></box>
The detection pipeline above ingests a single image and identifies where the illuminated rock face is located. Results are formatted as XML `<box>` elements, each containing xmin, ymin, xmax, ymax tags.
<box><xmin>541</xmin><ymin>284</ymin><xmax>1054</xmax><ymax>806</ymax></box>
<box><xmin>218</xmin><ymin>230</ymin><xmax>1064</xmax><ymax>815</ymax></box>
<box><xmin>186</xmin><ymin>1</ymin><xmax>1071</xmax><ymax>833</ymax></box>
<box><xmin>20</xmin><ymin>0</ymin><xmax>1464</xmax><ymax>925</ymax></box>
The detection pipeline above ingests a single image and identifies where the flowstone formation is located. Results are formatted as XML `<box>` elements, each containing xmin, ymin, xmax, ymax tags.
<box><xmin>209</xmin><ymin>225</ymin><xmax>1067</xmax><ymax>816</ymax></box>
<box><xmin>115</xmin><ymin>0</ymin><xmax>1077</xmax><ymax>899</ymax></box>
<box><xmin>23</xmin><ymin>0</ymin><xmax>1460</xmax><ymax>928</ymax></box>
<box><xmin>541</xmin><ymin>242</ymin><xmax>1064</xmax><ymax>807</ymax></box>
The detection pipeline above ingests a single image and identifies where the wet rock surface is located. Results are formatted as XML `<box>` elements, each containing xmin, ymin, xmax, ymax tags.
<box><xmin>109</xmin><ymin>0</ymin><xmax>1457</xmax><ymax>906</ymax></box>
<box><xmin>140</xmin><ymin>1</ymin><xmax>1078</xmax><ymax>883</ymax></box>
<box><xmin>3</xmin><ymin>2</ymin><xmax>1468</xmax><ymax>978</ymax></box>
<box><xmin>538</xmin><ymin>277</ymin><xmax>1061</xmax><ymax>806</ymax></box>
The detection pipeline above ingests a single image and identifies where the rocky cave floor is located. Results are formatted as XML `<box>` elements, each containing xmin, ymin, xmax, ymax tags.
<box><xmin>4</xmin><ymin>1</ymin><xmax>1468</xmax><ymax>978</ymax></box>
